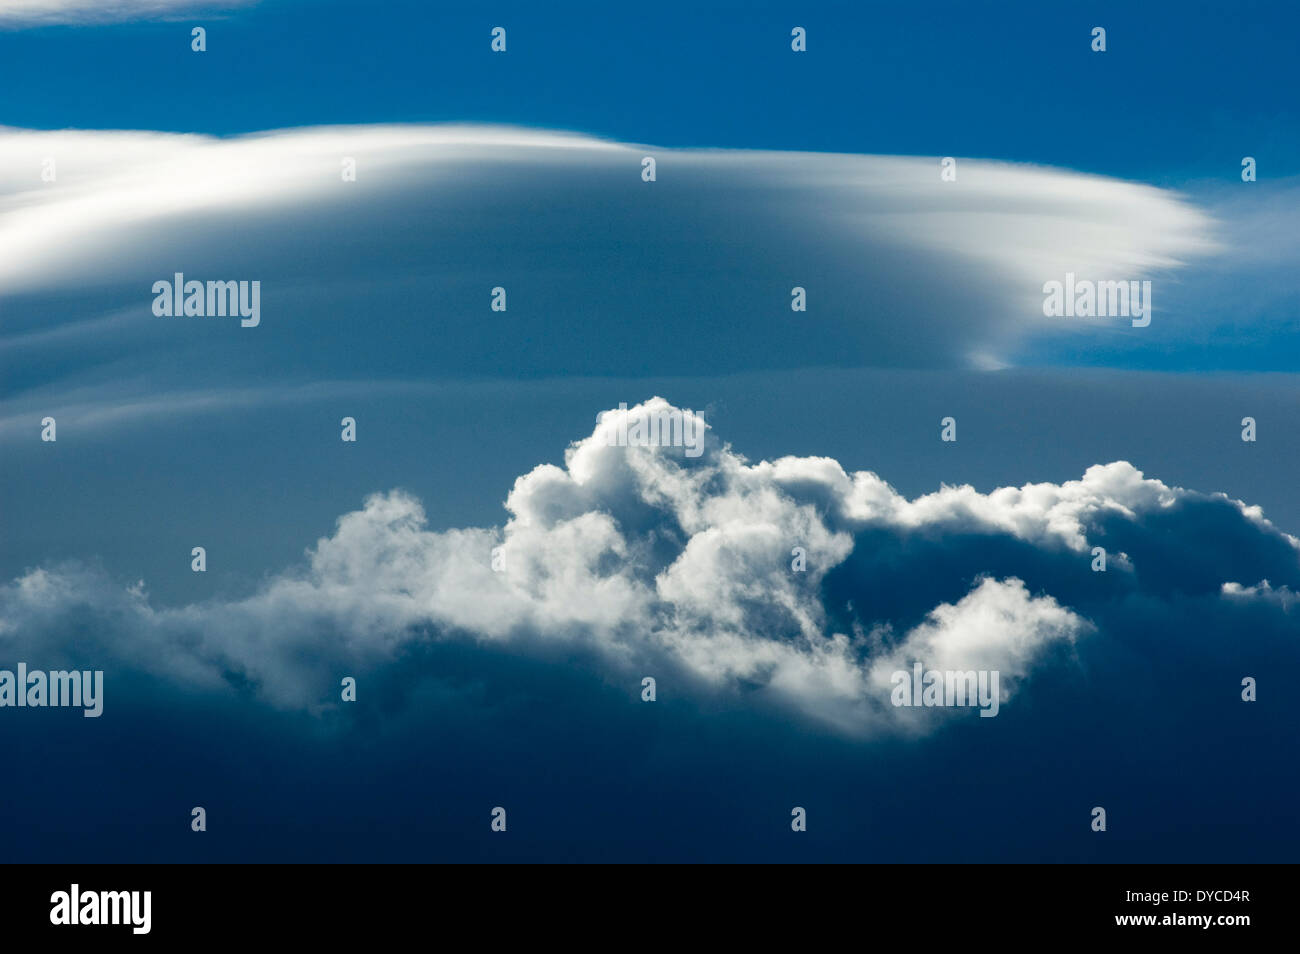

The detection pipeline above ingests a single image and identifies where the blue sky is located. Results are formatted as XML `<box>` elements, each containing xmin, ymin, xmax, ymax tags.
<box><xmin>5</xmin><ymin>0</ymin><xmax>1299</xmax><ymax>181</ymax></box>
<box><xmin>1</xmin><ymin>0</ymin><xmax>1298</xmax><ymax>863</ymax></box>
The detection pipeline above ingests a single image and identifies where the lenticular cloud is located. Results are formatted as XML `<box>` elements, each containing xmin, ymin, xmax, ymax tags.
<box><xmin>0</xmin><ymin>0</ymin><xmax>255</xmax><ymax>27</ymax></box>
<box><xmin>1</xmin><ymin>398</ymin><xmax>1296</xmax><ymax>735</ymax></box>
<box><xmin>0</xmin><ymin>123</ymin><xmax>1218</xmax><ymax>389</ymax></box>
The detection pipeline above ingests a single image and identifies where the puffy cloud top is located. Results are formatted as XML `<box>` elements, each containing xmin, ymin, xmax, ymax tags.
<box><xmin>3</xmin><ymin>398</ymin><xmax>1295</xmax><ymax>735</ymax></box>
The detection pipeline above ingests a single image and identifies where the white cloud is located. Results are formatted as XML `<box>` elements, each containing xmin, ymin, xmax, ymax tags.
<box><xmin>0</xmin><ymin>0</ymin><xmax>255</xmax><ymax>26</ymax></box>
<box><xmin>864</xmin><ymin>577</ymin><xmax>1084</xmax><ymax>726</ymax></box>
<box><xmin>8</xmin><ymin>398</ymin><xmax>1293</xmax><ymax>734</ymax></box>
<box><xmin>0</xmin><ymin>123</ymin><xmax>1218</xmax><ymax>384</ymax></box>
<box><xmin>1222</xmin><ymin>580</ymin><xmax>1298</xmax><ymax>611</ymax></box>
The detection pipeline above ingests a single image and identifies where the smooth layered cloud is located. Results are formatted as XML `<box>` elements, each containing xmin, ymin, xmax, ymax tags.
<box><xmin>0</xmin><ymin>0</ymin><xmax>255</xmax><ymax>26</ymax></box>
<box><xmin>0</xmin><ymin>124</ymin><xmax>1211</xmax><ymax>295</ymax></box>
<box><xmin>0</xmin><ymin>124</ymin><xmax>1223</xmax><ymax>439</ymax></box>
<box><xmin>3</xmin><ymin>399</ymin><xmax>1295</xmax><ymax>735</ymax></box>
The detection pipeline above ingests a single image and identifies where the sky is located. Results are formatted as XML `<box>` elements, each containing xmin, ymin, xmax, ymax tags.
<box><xmin>0</xmin><ymin>0</ymin><xmax>1297</xmax><ymax>862</ymax></box>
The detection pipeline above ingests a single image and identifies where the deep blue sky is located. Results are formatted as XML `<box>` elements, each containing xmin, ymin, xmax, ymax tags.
<box><xmin>3</xmin><ymin>0</ymin><xmax>1298</xmax><ymax>182</ymax></box>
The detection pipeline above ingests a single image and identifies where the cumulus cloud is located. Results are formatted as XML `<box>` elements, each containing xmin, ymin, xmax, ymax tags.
<box><xmin>3</xmin><ymin>398</ymin><xmax>1295</xmax><ymax>735</ymax></box>
<box><xmin>1223</xmin><ymin>580</ymin><xmax>1298</xmax><ymax>611</ymax></box>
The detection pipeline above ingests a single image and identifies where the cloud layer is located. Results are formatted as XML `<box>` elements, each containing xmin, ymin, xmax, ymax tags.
<box><xmin>0</xmin><ymin>124</ymin><xmax>1222</xmax><ymax>441</ymax></box>
<box><xmin>3</xmin><ymin>398</ymin><xmax>1295</xmax><ymax>735</ymax></box>
<box><xmin>0</xmin><ymin>0</ymin><xmax>254</xmax><ymax>26</ymax></box>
